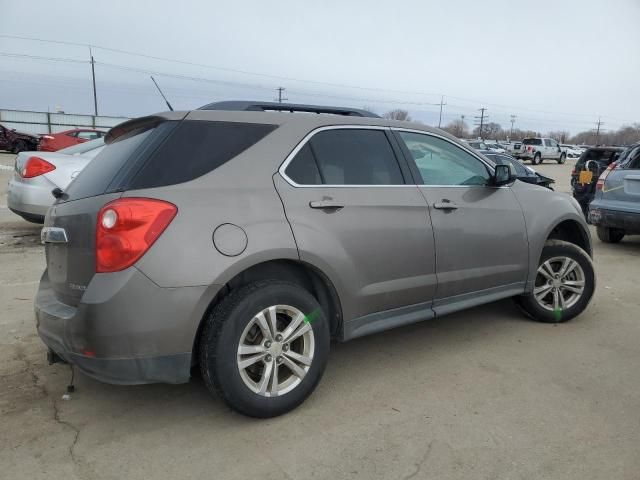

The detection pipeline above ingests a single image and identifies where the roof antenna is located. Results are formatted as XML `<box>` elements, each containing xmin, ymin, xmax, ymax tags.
<box><xmin>150</xmin><ymin>75</ymin><xmax>174</xmax><ymax>111</ymax></box>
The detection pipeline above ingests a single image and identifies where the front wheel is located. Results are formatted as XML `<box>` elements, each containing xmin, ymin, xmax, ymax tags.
<box><xmin>199</xmin><ymin>280</ymin><xmax>330</xmax><ymax>417</ymax></box>
<box><xmin>596</xmin><ymin>226</ymin><xmax>625</xmax><ymax>243</ymax></box>
<box><xmin>515</xmin><ymin>240</ymin><xmax>595</xmax><ymax>323</ymax></box>
<box><xmin>557</xmin><ymin>153</ymin><xmax>566</xmax><ymax>164</ymax></box>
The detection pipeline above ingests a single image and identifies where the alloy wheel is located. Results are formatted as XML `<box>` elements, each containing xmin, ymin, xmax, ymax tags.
<box><xmin>533</xmin><ymin>256</ymin><xmax>586</xmax><ymax>312</ymax></box>
<box><xmin>237</xmin><ymin>305</ymin><xmax>315</xmax><ymax>397</ymax></box>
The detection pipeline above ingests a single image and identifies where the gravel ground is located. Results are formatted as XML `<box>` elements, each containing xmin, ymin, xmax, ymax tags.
<box><xmin>1</xmin><ymin>151</ymin><xmax>639</xmax><ymax>480</ymax></box>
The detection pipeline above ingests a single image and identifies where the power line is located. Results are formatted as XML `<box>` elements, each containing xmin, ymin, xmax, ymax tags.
<box><xmin>1</xmin><ymin>34</ymin><xmax>635</xmax><ymax>124</ymax></box>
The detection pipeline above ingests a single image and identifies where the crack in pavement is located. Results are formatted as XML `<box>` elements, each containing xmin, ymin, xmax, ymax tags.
<box><xmin>403</xmin><ymin>440</ymin><xmax>434</xmax><ymax>480</ymax></box>
<box><xmin>15</xmin><ymin>347</ymin><xmax>84</xmax><ymax>477</ymax></box>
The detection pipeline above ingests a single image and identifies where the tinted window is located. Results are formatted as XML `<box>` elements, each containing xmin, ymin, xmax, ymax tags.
<box><xmin>496</xmin><ymin>154</ymin><xmax>528</xmax><ymax>176</ymax></box>
<box><xmin>399</xmin><ymin>132</ymin><xmax>490</xmax><ymax>186</ymax></box>
<box><xmin>58</xmin><ymin>137</ymin><xmax>105</xmax><ymax>155</ymax></box>
<box><xmin>523</xmin><ymin>138</ymin><xmax>542</xmax><ymax>146</ymax></box>
<box><xmin>285</xmin><ymin>143</ymin><xmax>322</xmax><ymax>185</ymax></box>
<box><xmin>77</xmin><ymin>131</ymin><xmax>101</xmax><ymax>140</ymax></box>
<box><xmin>130</xmin><ymin>121</ymin><xmax>277</xmax><ymax>189</ymax></box>
<box><xmin>65</xmin><ymin>128</ymin><xmax>156</xmax><ymax>201</ymax></box>
<box><xmin>577</xmin><ymin>149</ymin><xmax>620</xmax><ymax>167</ymax></box>
<box><xmin>624</xmin><ymin>146</ymin><xmax>640</xmax><ymax>169</ymax></box>
<box><xmin>308</xmin><ymin>129</ymin><xmax>404</xmax><ymax>185</ymax></box>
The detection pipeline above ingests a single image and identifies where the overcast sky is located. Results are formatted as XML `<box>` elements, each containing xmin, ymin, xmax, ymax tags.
<box><xmin>1</xmin><ymin>0</ymin><xmax>639</xmax><ymax>134</ymax></box>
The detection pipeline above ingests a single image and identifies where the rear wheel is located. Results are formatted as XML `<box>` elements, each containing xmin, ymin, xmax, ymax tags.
<box><xmin>533</xmin><ymin>153</ymin><xmax>542</xmax><ymax>165</ymax></box>
<box><xmin>596</xmin><ymin>226</ymin><xmax>625</xmax><ymax>243</ymax></box>
<box><xmin>558</xmin><ymin>153</ymin><xmax>566</xmax><ymax>164</ymax></box>
<box><xmin>515</xmin><ymin>240</ymin><xmax>594</xmax><ymax>323</ymax></box>
<box><xmin>199</xmin><ymin>280</ymin><xmax>330</xmax><ymax>417</ymax></box>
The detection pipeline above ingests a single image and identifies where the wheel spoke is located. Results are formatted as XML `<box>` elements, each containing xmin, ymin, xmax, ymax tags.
<box><xmin>539</xmin><ymin>261</ymin><xmax>555</xmax><ymax>281</ymax></box>
<box><xmin>238</xmin><ymin>344</ymin><xmax>266</xmax><ymax>355</ymax></box>
<box><xmin>282</xmin><ymin>355</ymin><xmax>306</xmax><ymax>379</ymax></box>
<box><xmin>257</xmin><ymin>359</ymin><xmax>274</xmax><ymax>395</ymax></box>
<box><xmin>535</xmin><ymin>285</ymin><xmax>553</xmax><ymax>301</ymax></box>
<box><xmin>286</xmin><ymin>321</ymin><xmax>312</xmax><ymax>343</ymax></box>
<box><xmin>266</xmin><ymin>306</ymin><xmax>279</xmax><ymax>338</ymax></box>
<box><xmin>284</xmin><ymin>350</ymin><xmax>312</xmax><ymax>366</ymax></box>
<box><xmin>269</xmin><ymin>364</ymin><xmax>279</xmax><ymax>396</ymax></box>
<box><xmin>553</xmin><ymin>288</ymin><xmax>561</xmax><ymax>311</ymax></box>
<box><xmin>281</xmin><ymin>311</ymin><xmax>305</xmax><ymax>342</ymax></box>
<box><xmin>560</xmin><ymin>283</ymin><xmax>584</xmax><ymax>294</ymax></box>
<box><xmin>254</xmin><ymin>312</ymin><xmax>274</xmax><ymax>341</ymax></box>
<box><xmin>238</xmin><ymin>352</ymin><xmax>267</xmax><ymax>370</ymax></box>
<box><xmin>559</xmin><ymin>258</ymin><xmax>577</xmax><ymax>278</ymax></box>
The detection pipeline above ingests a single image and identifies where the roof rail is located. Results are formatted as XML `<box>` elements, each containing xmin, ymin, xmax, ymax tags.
<box><xmin>198</xmin><ymin>100</ymin><xmax>380</xmax><ymax>118</ymax></box>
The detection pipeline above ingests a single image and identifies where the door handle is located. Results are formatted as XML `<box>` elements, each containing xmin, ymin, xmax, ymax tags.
<box><xmin>309</xmin><ymin>200</ymin><xmax>344</xmax><ymax>210</ymax></box>
<box><xmin>433</xmin><ymin>201</ymin><xmax>458</xmax><ymax>211</ymax></box>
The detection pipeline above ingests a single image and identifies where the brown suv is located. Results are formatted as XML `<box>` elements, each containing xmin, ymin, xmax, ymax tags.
<box><xmin>0</xmin><ymin>123</ymin><xmax>39</xmax><ymax>153</ymax></box>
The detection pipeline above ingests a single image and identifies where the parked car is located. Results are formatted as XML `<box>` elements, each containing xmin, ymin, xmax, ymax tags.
<box><xmin>561</xmin><ymin>144</ymin><xmax>583</xmax><ymax>159</ymax></box>
<box><xmin>516</xmin><ymin>137</ymin><xmax>567</xmax><ymax>165</ymax></box>
<box><xmin>571</xmin><ymin>147</ymin><xmax>624</xmax><ymax>217</ymax></box>
<box><xmin>481</xmin><ymin>151</ymin><xmax>555</xmax><ymax>189</ymax></box>
<box><xmin>7</xmin><ymin>138</ymin><xmax>105</xmax><ymax>223</ymax></box>
<box><xmin>589</xmin><ymin>142</ymin><xmax>640</xmax><ymax>242</ymax></box>
<box><xmin>464</xmin><ymin>139</ymin><xmax>488</xmax><ymax>150</ymax></box>
<box><xmin>483</xmin><ymin>142</ymin><xmax>506</xmax><ymax>153</ymax></box>
<box><xmin>36</xmin><ymin>101</ymin><xmax>595</xmax><ymax>418</ymax></box>
<box><xmin>0</xmin><ymin>123</ymin><xmax>39</xmax><ymax>153</ymax></box>
<box><xmin>38</xmin><ymin>128</ymin><xmax>106</xmax><ymax>152</ymax></box>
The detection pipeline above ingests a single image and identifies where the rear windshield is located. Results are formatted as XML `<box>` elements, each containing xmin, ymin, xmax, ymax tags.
<box><xmin>522</xmin><ymin>138</ymin><xmax>542</xmax><ymax>145</ymax></box>
<box><xmin>58</xmin><ymin>137</ymin><xmax>105</xmax><ymax>155</ymax></box>
<box><xmin>577</xmin><ymin>149</ymin><xmax>621</xmax><ymax>166</ymax></box>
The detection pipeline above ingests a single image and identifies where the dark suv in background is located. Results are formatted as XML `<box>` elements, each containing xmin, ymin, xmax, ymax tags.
<box><xmin>571</xmin><ymin>147</ymin><xmax>624</xmax><ymax>216</ymax></box>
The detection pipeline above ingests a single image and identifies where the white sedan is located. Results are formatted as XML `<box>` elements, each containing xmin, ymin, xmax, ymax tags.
<box><xmin>7</xmin><ymin>138</ymin><xmax>104</xmax><ymax>223</ymax></box>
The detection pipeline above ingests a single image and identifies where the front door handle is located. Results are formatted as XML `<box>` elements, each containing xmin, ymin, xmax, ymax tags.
<box><xmin>433</xmin><ymin>201</ymin><xmax>459</xmax><ymax>211</ymax></box>
<box><xmin>309</xmin><ymin>200</ymin><xmax>344</xmax><ymax>210</ymax></box>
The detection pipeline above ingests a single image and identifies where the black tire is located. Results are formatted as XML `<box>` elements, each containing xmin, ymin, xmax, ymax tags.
<box><xmin>12</xmin><ymin>140</ymin><xmax>26</xmax><ymax>154</ymax></box>
<box><xmin>199</xmin><ymin>280</ymin><xmax>330</xmax><ymax>418</ymax></box>
<box><xmin>533</xmin><ymin>153</ymin><xmax>542</xmax><ymax>165</ymax></box>
<box><xmin>557</xmin><ymin>153</ymin><xmax>566</xmax><ymax>164</ymax></box>
<box><xmin>514</xmin><ymin>240</ymin><xmax>595</xmax><ymax>323</ymax></box>
<box><xmin>596</xmin><ymin>226</ymin><xmax>625</xmax><ymax>243</ymax></box>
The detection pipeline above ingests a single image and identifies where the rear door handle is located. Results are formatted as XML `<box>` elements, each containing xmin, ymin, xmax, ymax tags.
<box><xmin>433</xmin><ymin>201</ymin><xmax>458</xmax><ymax>211</ymax></box>
<box><xmin>309</xmin><ymin>200</ymin><xmax>344</xmax><ymax>210</ymax></box>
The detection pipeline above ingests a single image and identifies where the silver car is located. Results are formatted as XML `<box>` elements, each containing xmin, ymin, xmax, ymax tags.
<box><xmin>7</xmin><ymin>138</ymin><xmax>105</xmax><ymax>223</ymax></box>
<box><xmin>35</xmin><ymin>101</ymin><xmax>595</xmax><ymax>417</ymax></box>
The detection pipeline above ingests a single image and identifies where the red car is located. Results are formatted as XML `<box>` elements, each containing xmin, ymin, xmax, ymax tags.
<box><xmin>38</xmin><ymin>129</ymin><xmax>106</xmax><ymax>152</ymax></box>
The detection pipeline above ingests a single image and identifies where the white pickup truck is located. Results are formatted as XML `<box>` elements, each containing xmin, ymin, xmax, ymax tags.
<box><xmin>514</xmin><ymin>137</ymin><xmax>567</xmax><ymax>165</ymax></box>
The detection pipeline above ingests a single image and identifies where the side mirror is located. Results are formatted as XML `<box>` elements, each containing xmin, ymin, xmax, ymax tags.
<box><xmin>493</xmin><ymin>164</ymin><xmax>516</xmax><ymax>186</ymax></box>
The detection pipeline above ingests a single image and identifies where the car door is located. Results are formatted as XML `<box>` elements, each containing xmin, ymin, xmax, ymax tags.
<box><xmin>393</xmin><ymin>129</ymin><xmax>528</xmax><ymax>312</ymax></box>
<box><xmin>274</xmin><ymin>126</ymin><xmax>437</xmax><ymax>323</ymax></box>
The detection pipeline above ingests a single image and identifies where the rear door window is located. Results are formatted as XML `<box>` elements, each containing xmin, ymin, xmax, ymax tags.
<box><xmin>307</xmin><ymin>129</ymin><xmax>405</xmax><ymax>185</ymax></box>
<box><xmin>285</xmin><ymin>143</ymin><xmax>322</xmax><ymax>185</ymax></box>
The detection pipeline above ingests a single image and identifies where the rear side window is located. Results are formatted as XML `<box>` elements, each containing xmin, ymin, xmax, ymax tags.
<box><xmin>523</xmin><ymin>138</ymin><xmax>542</xmax><ymax>146</ymax></box>
<box><xmin>129</xmin><ymin>121</ymin><xmax>277</xmax><ymax>189</ymax></box>
<box><xmin>305</xmin><ymin>129</ymin><xmax>404</xmax><ymax>185</ymax></box>
<box><xmin>285</xmin><ymin>143</ymin><xmax>322</xmax><ymax>185</ymax></box>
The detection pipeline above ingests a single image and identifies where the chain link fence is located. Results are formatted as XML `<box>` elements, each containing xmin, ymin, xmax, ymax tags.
<box><xmin>0</xmin><ymin>109</ymin><xmax>130</xmax><ymax>135</ymax></box>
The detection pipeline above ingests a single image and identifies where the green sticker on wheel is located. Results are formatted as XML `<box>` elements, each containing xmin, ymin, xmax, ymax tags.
<box><xmin>553</xmin><ymin>307</ymin><xmax>562</xmax><ymax>322</ymax></box>
<box><xmin>304</xmin><ymin>308</ymin><xmax>320</xmax><ymax>324</ymax></box>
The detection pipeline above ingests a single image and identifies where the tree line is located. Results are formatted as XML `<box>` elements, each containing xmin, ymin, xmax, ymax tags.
<box><xmin>382</xmin><ymin>109</ymin><xmax>640</xmax><ymax>146</ymax></box>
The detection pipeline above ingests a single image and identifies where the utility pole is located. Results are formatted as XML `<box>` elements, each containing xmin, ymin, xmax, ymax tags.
<box><xmin>437</xmin><ymin>95</ymin><xmax>447</xmax><ymax>128</ymax></box>
<box><xmin>510</xmin><ymin>115</ymin><xmax>516</xmax><ymax>138</ymax></box>
<box><xmin>474</xmin><ymin>108</ymin><xmax>488</xmax><ymax>139</ymax></box>
<box><xmin>595</xmin><ymin>117</ymin><xmax>604</xmax><ymax>145</ymax></box>
<box><xmin>275</xmin><ymin>87</ymin><xmax>287</xmax><ymax>103</ymax></box>
<box><xmin>459</xmin><ymin>114</ymin><xmax>465</xmax><ymax>137</ymax></box>
<box><xmin>89</xmin><ymin>47</ymin><xmax>98</xmax><ymax>116</ymax></box>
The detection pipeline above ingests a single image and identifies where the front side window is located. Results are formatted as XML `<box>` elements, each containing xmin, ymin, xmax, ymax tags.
<box><xmin>398</xmin><ymin>131</ymin><xmax>490</xmax><ymax>186</ymax></box>
<box><xmin>285</xmin><ymin>129</ymin><xmax>405</xmax><ymax>185</ymax></box>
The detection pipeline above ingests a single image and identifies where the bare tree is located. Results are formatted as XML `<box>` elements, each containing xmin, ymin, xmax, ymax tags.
<box><xmin>472</xmin><ymin>122</ymin><xmax>503</xmax><ymax>140</ymax></box>
<box><xmin>442</xmin><ymin>119</ymin><xmax>469</xmax><ymax>138</ymax></box>
<box><xmin>383</xmin><ymin>109</ymin><xmax>412</xmax><ymax>121</ymax></box>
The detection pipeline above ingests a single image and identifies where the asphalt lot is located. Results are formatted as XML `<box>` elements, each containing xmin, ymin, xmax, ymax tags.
<box><xmin>1</xmin><ymin>151</ymin><xmax>639</xmax><ymax>480</ymax></box>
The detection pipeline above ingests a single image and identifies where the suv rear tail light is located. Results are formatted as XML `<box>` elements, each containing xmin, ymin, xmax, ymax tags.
<box><xmin>96</xmin><ymin>198</ymin><xmax>177</xmax><ymax>273</ymax></box>
<box><xmin>596</xmin><ymin>161</ymin><xmax>617</xmax><ymax>191</ymax></box>
<box><xmin>21</xmin><ymin>156</ymin><xmax>56</xmax><ymax>178</ymax></box>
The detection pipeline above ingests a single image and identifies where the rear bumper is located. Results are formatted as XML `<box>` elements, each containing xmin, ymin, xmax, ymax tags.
<box><xmin>7</xmin><ymin>176</ymin><xmax>53</xmax><ymax>217</ymax></box>
<box><xmin>35</xmin><ymin>268</ymin><xmax>215</xmax><ymax>384</ymax></box>
<box><xmin>588</xmin><ymin>206</ymin><xmax>640</xmax><ymax>234</ymax></box>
